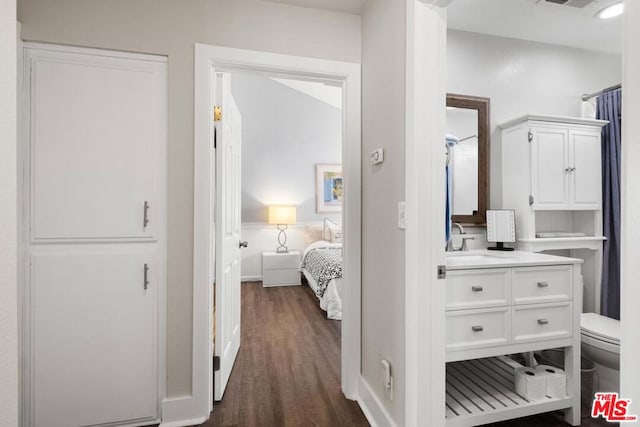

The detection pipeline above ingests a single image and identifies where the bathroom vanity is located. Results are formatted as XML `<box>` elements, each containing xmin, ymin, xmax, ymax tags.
<box><xmin>445</xmin><ymin>250</ymin><xmax>583</xmax><ymax>427</ymax></box>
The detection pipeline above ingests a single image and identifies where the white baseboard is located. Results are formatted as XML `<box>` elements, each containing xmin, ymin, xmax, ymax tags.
<box><xmin>241</xmin><ymin>275</ymin><xmax>262</xmax><ymax>282</ymax></box>
<box><xmin>159</xmin><ymin>396</ymin><xmax>209</xmax><ymax>427</ymax></box>
<box><xmin>357</xmin><ymin>377</ymin><xmax>397</xmax><ymax>427</ymax></box>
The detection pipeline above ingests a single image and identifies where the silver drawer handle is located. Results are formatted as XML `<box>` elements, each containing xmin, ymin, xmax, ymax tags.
<box><xmin>537</xmin><ymin>281</ymin><xmax>549</xmax><ymax>288</ymax></box>
<box><xmin>471</xmin><ymin>325</ymin><xmax>484</xmax><ymax>332</ymax></box>
<box><xmin>538</xmin><ymin>318</ymin><xmax>549</xmax><ymax>325</ymax></box>
<box><xmin>471</xmin><ymin>286</ymin><xmax>484</xmax><ymax>292</ymax></box>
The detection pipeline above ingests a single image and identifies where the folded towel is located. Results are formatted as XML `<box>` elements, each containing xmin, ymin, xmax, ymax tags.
<box><xmin>536</xmin><ymin>232</ymin><xmax>587</xmax><ymax>238</ymax></box>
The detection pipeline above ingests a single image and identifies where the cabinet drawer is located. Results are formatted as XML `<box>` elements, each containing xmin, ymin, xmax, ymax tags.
<box><xmin>446</xmin><ymin>307</ymin><xmax>510</xmax><ymax>352</ymax></box>
<box><xmin>512</xmin><ymin>265</ymin><xmax>572</xmax><ymax>304</ymax></box>
<box><xmin>263</xmin><ymin>252</ymin><xmax>300</xmax><ymax>270</ymax></box>
<box><xmin>446</xmin><ymin>269</ymin><xmax>510</xmax><ymax>310</ymax></box>
<box><xmin>512</xmin><ymin>302</ymin><xmax>572</xmax><ymax>344</ymax></box>
<box><xmin>263</xmin><ymin>269</ymin><xmax>301</xmax><ymax>286</ymax></box>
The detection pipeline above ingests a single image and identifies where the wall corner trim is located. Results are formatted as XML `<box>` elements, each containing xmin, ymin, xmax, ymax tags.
<box><xmin>357</xmin><ymin>377</ymin><xmax>398</xmax><ymax>427</ymax></box>
<box><xmin>159</xmin><ymin>396</ymin><xmax>209</xmax><ymax>427</ymax></box>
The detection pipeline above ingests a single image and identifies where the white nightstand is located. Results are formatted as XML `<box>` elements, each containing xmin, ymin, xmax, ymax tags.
<box><xmin>262</xmin><ymin>251</ymin><xmax>301</xmax><ymax>287</ymax></box>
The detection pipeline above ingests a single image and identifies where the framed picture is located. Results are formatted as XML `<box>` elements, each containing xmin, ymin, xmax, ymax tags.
<box><xmin>316</xmin><ymin>164</ymin><xmax>343</xmax><ymax>213</ymax></box>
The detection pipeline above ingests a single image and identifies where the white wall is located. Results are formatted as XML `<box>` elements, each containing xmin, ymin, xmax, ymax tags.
<box><xmin>18</xmin><ymin>0</ymin><xmax>361</xmax><ymax>398</ymax></box>
<box><xmin>447</xmin><ymin>30</ymin><xmax>622</xmax><ymax>210</ymax></box>
<box><xmin>361</xmin><ymin>0</ymin><xmax>406</xmax><ymax>424</ymax></box>
<box><xmin>620</xmin><ymin>0</ymin><xmax>640</xmax><ymax>416</ymax></box>
<box><xmin>0</xmin><ymin>3</ymin><xmax>18</xmax><ymax>427</ymax></box>
<box><xmin>230</xmin><ymin>74</ymin><xmax>342</xmax><ymax>223</ymax></box>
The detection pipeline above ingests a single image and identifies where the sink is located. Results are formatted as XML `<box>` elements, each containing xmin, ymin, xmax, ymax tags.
<box><xmin>445</xmin><ymin>250</ymin><xmax>517</xmax><ymax>267</ymax></box>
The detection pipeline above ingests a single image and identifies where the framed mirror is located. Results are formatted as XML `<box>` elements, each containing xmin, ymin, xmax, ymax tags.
<box><xmin>446</xmin><ymin>93</ymin><xmax>490</xmax><ymax>225</ymax></box>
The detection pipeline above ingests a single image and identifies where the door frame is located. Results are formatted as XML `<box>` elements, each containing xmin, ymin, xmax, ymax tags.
<box><xmin>192</xmin><ymin>44</ymin><xmax>362</xmax><ymax>417</ymax></box>
<box><xmin>19</xmin><ymin>42</ymin><xmax>168</xmax><ymax>426</ymax></box>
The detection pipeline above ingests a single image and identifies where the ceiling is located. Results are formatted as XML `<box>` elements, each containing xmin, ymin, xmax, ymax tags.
<box><xmin>259</xmin><ymin>0</ymin><xmax>367</xmax><ymax>15</ymax></box>
<box><xmin>447</xmin><ymin>0</ymin><xmax>622</xmax><ymax>54</ymax></box>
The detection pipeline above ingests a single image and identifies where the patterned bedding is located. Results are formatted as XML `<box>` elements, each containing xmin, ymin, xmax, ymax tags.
<box><xmin>301</xmin><ymin>243</ymin><xmax>343</xmax><ymax>298</ymax></box>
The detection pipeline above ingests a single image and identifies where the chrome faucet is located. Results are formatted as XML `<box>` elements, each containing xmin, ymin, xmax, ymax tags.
<box><xmin>446</xmin><ymin>222</ymin><xmax>475</xmax><ymax>252</ymax></box>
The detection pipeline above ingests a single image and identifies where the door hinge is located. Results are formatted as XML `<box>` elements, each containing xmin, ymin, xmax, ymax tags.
<box><xmin>528</xmin><ymin>130</ymin><xmax>533</xmax><ymax>143</ymax></box>
<box><xmin>529</xmin><ymin>195</ymin><xmax>534</xmax><ymax>206</ymax></box>
<box><xmin>213</xmin><ymin>356</ymin><xmax>220</xmax><ymax>372</ymax></box>
<box><xmin>213</xmin><ymin>126</ymin><xmax>217</xmax><ymax>149</ymax></box>
<box><xmin>437</xmin><ymin>265</ymin><xmax>447</xmax><ymax>279</ymax></box>
<box><xmin>213</xmin><ymin>105</ymin><xmax>222</xmax><ymax>122</ymax></box>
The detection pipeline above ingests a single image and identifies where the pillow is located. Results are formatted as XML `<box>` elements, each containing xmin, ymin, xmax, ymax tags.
<box><xmin>329</xmin><ymin>226</ymin><xmax>343</xmax><ymax>243</ymax></box>
<box><xmin>303</xmin><ymin>224</ymin><xmax>324</xmax><ymax>246</ymax></box>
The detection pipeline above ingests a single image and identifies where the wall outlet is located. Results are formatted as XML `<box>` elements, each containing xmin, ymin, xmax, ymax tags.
<box><xmin>381</xmin><ymin>359</ymin><xmax>393</xmax><ymax>401</ymax></box>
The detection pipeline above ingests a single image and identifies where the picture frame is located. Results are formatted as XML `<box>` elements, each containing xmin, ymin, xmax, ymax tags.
<box><xmin>316</xmin><ymin>164</ymin><xmax>343</xmax><ymax>213</ymax></box>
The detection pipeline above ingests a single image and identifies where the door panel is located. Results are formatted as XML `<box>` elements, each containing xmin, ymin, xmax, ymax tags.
<box><xmin>531</xmin><ymin>127</ymin><xmax>570</xmax><ymax>209</ymax></box>
<box><xmin>30</xmin><ymin>53</ymin><xmax>164</xmax><ymax>240</ymax></box>
<box><xmin>214</xmin><ymin>73</ymin><xmax>242</xmax><ymax>400</ymax></box>
<box><xmin>33</xmin><ymin>248</ymin><xmax>157</xmax><ymax>427</ymax></box>
<box><xmin>570</xmin><ymin>131</ymin><xmax>602</xmax><ymax>209</ymax></box>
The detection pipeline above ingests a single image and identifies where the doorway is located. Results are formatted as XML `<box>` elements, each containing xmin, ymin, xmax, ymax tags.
<box><xmin>192</xmin><ymin>44</ymin><xmax>362</xmax><ymax>417</ymax></box>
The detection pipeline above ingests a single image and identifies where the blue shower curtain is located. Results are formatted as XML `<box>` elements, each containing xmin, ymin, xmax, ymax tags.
<box><xmin>598</xmin><ymin>88</ymin><xmax>622</xmax><ymax>320</ymax></box>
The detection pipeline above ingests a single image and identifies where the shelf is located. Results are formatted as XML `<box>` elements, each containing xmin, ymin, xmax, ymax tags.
<box><xmin>445</xmin><ymin>356</ymin><xmax>573</xmax><ymax>427</ymax></box>
<box><xmin>518</xmin><ymin>236</ymin><xmax>606</xmax><ymax>252</ymax></box>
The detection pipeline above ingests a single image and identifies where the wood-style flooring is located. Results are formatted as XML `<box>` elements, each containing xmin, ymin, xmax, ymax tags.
<box><xmin>201</xmin><ymin>281</ymin><xmax>368</xmax><ymax>427</ymax></box>
<box><xmin>198</xmin><ymin>281</ymin><xmax>610</xmax><ymax>427</ymax></box>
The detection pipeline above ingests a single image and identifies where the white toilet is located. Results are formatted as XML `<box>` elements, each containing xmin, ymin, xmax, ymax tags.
<box><xmin>581</xmin><ymin>312</ymin><xmax>620</xmax><ymax>393</ymax></box>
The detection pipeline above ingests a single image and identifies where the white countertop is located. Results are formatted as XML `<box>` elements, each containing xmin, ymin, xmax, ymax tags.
<box><xmin>446</xmin><ymin>250</ymin><xmax>583</xmax><ymax>270</ymax></box>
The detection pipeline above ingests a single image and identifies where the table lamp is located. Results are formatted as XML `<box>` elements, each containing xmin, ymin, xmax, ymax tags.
<box><xmin>268</xmin><ymin>205</ymin><xmax>297</xmax><ymax>253</ymax></box>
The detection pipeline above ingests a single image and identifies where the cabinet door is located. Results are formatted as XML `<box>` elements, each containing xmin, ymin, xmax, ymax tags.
<box><xmin>530</xmin><ymin>127</ymin><xmax>570</xmax><ymax>209</ymax></box>
<box><xmin>569</xmin><ymin>130</ymin><xmax>602</xmax><ymax>210</ymax></box>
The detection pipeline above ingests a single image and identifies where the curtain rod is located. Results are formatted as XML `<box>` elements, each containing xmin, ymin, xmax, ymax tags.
<box><xmin>582</xmin><ymin>83</ymin><xmax>622</xmax><ymax>101</ymax></box>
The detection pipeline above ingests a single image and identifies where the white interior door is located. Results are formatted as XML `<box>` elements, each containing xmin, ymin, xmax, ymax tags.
<box><xmin>25</xmin><ymin>45</ymin><xmax>166</xmax><ymax>427</ymax></box>
<box><xmin>214</xmin><ymin>72</ymin><xmax>242</xmax><ymax>401</ymax></box>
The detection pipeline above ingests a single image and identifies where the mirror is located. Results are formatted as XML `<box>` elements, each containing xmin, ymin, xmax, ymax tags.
<box><xmin>446</xmin><ymin>93</ymin><xmax>490</xmax><ymax>225</ymax></box>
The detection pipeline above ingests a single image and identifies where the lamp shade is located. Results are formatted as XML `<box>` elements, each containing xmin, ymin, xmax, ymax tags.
<box><xmin>268</xmin><ymin>206</ymin><xmax>297</xmax><ymax>225</ymax></box>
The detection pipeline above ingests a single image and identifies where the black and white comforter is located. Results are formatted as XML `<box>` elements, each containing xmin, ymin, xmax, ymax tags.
<box><xmin>301</xmin><ymin>244</ymin><xmax>343</xmax><ymax>298</ymax></box>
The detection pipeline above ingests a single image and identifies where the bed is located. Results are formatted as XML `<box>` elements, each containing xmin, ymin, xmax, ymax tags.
<box><xmin>300</xmin><ymin>219</ymin><xmax>344</xmax><ymax>320</ymax></box>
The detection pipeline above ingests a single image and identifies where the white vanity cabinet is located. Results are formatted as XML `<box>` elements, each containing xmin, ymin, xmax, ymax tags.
<box><xmin>444</xmin><ymin>252</ymin><xmax>583</xmax><ymax>427</ymax></box>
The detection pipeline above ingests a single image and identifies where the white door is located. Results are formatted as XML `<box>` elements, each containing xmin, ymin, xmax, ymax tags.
<box><xmin>214</xmin><ymin>72</ymin><xmax>243</xmax><ymax>401</ymax></box>
<box><xmin>25</xmin><ymin>46</ymin><xmax>166</xmax><ymax>427</ymax></box>
<box><xmin>530</xmin><ymin>127</ymin><xmax>571</xmax><ymax>210</ymax></box>
<box><xmin>569</xmin><ymin>130</ymin><xmax>602</xmax><ymax>209</ymax></box>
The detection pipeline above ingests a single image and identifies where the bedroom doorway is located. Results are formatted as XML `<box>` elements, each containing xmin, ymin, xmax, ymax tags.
<box><xmin>193</xmin><ymin>44</ymin><xmax>362</xmax><ymax>419</ymax></box>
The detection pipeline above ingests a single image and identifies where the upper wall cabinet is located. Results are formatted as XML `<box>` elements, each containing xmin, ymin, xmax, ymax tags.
<box><xmin>500</xmin><ymin>115</ymin><xmax>607</xmax><ymax>212</ymax></box>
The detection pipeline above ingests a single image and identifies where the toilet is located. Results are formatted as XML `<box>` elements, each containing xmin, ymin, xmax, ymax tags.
<box><xmin>581</xmin><ymin>312</ymin><xmax>620</xmax><ymax>393</ymax></box>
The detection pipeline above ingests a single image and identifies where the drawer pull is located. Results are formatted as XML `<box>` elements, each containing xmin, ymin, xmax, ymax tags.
<box><xmin>538</xmin><ymin>318</ymin><xmax>549</xmax><ymax>325</ymax></box>
<box><xmin>537</xmin><ymin>281</ymin><xmax>549</xmax><ymax>288</ymax></box>
<box><xmin>471</xmin><ymin>325</ymin><xmax>484</xmax><ymax>332</ymax></box>
<box><xmin>471</xmin><ymin>286</ymin><xmax>484</xmax><ymax>292</ymax></box>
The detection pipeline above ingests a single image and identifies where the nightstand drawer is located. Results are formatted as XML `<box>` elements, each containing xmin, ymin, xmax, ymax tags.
<box><xmin>446</xmin><ymin>307</ymin><xmax>510</xmax><ymax>352</ymax></box>
<box><xmin>263</xmin><ymin>269</ymin><xmax>301</xmax><ymax>287</ymax></box>
<box><xmin>512</xmin><ymin>265</ymin><xmax>572</xmax><ymax>304</ymax></box>
<box><xmin>263</xmin><ymin>251</ymin><xmax>301</xmax><ymax>270</ymax></box>
<box><xmin>446</xmin><ymin>268</ymin><xmax>510</xmax><ymax>311</ymax></box>
<box><xmin>512</xmin><ymin>302</ymin><xmax>572</xmax><ymax>344</ymax></box>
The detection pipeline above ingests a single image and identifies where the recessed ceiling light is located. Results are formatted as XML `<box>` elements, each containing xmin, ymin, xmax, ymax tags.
<box><xmin>596</xmin><ymin>2</ymin><xmax>624</xmax><ymax>20</ymax></box>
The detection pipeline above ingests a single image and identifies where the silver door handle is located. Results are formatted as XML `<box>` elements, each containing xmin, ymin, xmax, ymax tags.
<box><xmin>143</xmin><ymin>201</ymin><xmax>150</xmax><ymax>229</ymax></box>
<box><xmin>538</xmin><ymin>318</ymin><xmax>549</xmax><ymax>325</ymax></box>
<box><xmin>144</xmin><ymin>263</ymin><xmax>149</xmax><ymax>291</ymax></box>
<box><xmin>471</xmin><ymin>325</ymin><xmax>484</xmax><ymax>332</ymax></box>
<box><xmin>239</xmin><ymin>241</ymin><xmax>248</xmax><ymax>248</ymax></box>
<box><xmin>471</xmin><ymin>286</ymin><xmax>484</xmax><ymax>292</ymax></box>
<box><xmin>537</xmin><ymin>281</ymin><xmax>549</xmax><ymax>288</ymax></box>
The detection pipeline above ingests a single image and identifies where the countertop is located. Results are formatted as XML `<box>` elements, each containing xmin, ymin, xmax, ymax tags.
<box><xmin>446</xmin><ymin>250</ymin><xmax>583</xmax><ymax>270</ymax></box>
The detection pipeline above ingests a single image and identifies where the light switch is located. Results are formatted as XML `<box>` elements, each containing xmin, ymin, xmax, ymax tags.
<box><xmin>398</xmin><ymin>201</ymin><xmax>406</xmax><ymax>229</ymax></box>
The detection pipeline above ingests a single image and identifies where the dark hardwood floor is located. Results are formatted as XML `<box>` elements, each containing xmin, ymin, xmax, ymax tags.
<box><xmin>201</xmin><ymin>282</ymin><xmax>368</xmax><ymax>427</ymax></box>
